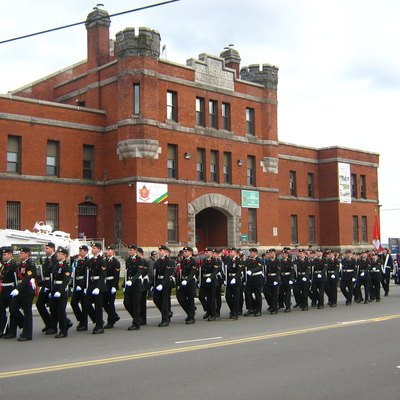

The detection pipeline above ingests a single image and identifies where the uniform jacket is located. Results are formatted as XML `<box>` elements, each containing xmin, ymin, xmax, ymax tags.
<box><xmin>52</xmin><ymin>260</ymin><xmax>72</xmax><ymax>297</ymax></box>
<box><xmin>16</xmin><ymin>258</ymin><xmax>37</xmax><ymax>296</ymax></box>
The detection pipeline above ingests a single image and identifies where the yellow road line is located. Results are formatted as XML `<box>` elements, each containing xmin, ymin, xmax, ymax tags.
<box><xmin>1</xmin><ymin>313</ymin><xmax>399</xmax><ymax>379</ymax></box>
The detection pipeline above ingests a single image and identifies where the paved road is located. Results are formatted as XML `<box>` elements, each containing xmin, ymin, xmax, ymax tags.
<box><xmin>1</xmin><ymin>286</ymin><xmax>400</xmax><ymax>399</ymax></box>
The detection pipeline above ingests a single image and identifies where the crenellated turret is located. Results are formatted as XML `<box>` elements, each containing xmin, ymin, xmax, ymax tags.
<box><xmin>240</xmin><ymin>64</ymin><xmax>278</xmax><ymax>89</ymax></box>
<box><xmin>115</xmin><ymin>27</ymin><xmax>161</xmax><ymax>59</ymax></box>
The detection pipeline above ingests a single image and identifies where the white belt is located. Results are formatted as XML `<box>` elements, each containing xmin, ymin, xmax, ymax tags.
<box><xmin>105</xmin><ymin>276</ymin><xmax>114</xmax><ymax>281</ymax></box>
<box><xmin>203</xmin><ymin>273</ymin><xmax>211</xmax><ymax>277</ymax></box>
<box><xmin>157</xmin><ymin>275</ymin><xmax>164</xmax><ymax>279</ymax></box>
<box><xmin>228</xmin><ymin>273</ymin><xmax>237</xmax><ymax>276</ymax></box>
<box><xmin>90</xmin><ymin>276</ymin><xmax>100</xmax><ymax>280</ymax></box>
<box><xmin>54</xmin><ymin>280</ymin><xmax>63</xmax><ymax>284</ymax></box>
<box><xmin>44</xmin><ymin>277</ymin><xmax>51</xmax><ymax>281</ymax></box>
<box><xmin>1</xmin><ymin>282</ymin><xmax>15</xmax><ymax>287</ymax></box>
<box><xmin>76</xmin><ymin>275</ymin><xmax>84</xmax><ymax>280</ymax></box>
<box><xmin>268</xmin><ymin>273</ymin><xmax>276</xmax><ymax>276</ymax></box>
<box><xmin>343</xmin><ymin>269</ymin><xmax>354</xmax><ymax>272</ymax></box>
<box><xmin>252</xmin><ymin>271</ymin><xmax>263</xmax><ymax>276</ymax></box>
<box><xmin>283</xmin><ymin>272</ymin><xmax>291</xmax><ymax>276</ymax></box>
<box><xmin>298</xmin><ymin>272</ymin><xmax>306</xmax><ymax>275</ymax></box>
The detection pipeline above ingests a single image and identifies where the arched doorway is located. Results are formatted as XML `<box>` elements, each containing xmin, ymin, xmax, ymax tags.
<box><xmin>196</xmin><ymin>208</ymin><xmax>228</xmax><ymax>251</ymax></box>
<box><xmin>188</xmin><ymin>194</ymin><xmax>241</xmax><ymax>250</ymax></box>
<box><xmin>78</xmin><ymin>202</ymin><xmax>97</xmax><ymax>239</ymax></box>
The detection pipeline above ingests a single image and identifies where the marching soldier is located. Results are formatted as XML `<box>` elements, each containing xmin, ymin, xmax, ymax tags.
<box><xmin>370</xmin><ymin>252</ymin><xmax>382</xmax><ymax>301</ymax></box>
<box><xmin>340</xmin><ymin>250</ymin><xmax>357</xmax><ymax>305</ymax></box>
<box><xmin>84</xmin><ymin>243</ymin><xmax>106</xmax><ymax>334</ymax></box>
<box><xmin>49</xmin><ymin>247</ymin><xmax>72</xmax><ymax>338</ymax></box>
<box><xmin>278</xmin><ymin>249</ymin><xmax>295</xmax><ymax>312</ymax></box>
<box><xmin>311</xmin><ymin>248</ymin><xmax>326</xmax><ymax>309</ymax></box>
<box><xmin>380</xmin><ymin>248</ymin><xmax>393</xmax><ymax>296</ymax></box>
<box><xmin>225</xmin><ymin>248</ymin><xmax>243</xmax><ymax>320</ymax></box>
<box><xmin>0</xmin><ymin>247</ymin><xmax>20</xmax><ymax>337</ymax></box>
<box><xmin>324</xmin><ymin>250</ymin><xmax>340</xmax><ymax>307</ymax></box>
<box><xmin>354</xmin><ymin>251</ymin><xmax>370</xmax><ymax>303</ymax></box>
<box><xmin>103</xmin><ymin>245</ymin><xmax>121</xmax><ymax>329</ymax></box>
<box><xmin>243</xmin><ymin>248</ymin><xmax>263</xmax><ymax>317</ymax></box>
<box><xmin>153</xmin><ymin>245</ymin><xmax>174</xmax><ymax>326</ymax></box>
<box><xmin>36</xmin><ymin>242</ymin><xmax>58</xmax><ymax>333</ymax></box>
<box><xmin>4</xmin><ymin>247</ymin><xmax>37</xmax><ymax>341</ymax></box>
<box><xmin>199</xmin><ymin>247</ymin><xmax>216</xmax><ymax>320</ymax></box>
<box><xmin>293</xmin><ymin>249</ymin><xmax>311</xmax><ymax>311</ymax></box>
<box><xmin>263</xmin><ymin>249</ymin><xmax>280</xmax><ymax>315</ymax></box>
<box><xmin>71</xmin><ymin>245</ymin><xmax>89</xmax><ymax>331</ymax></box>
<box><xmin>176</xmin><ymin>246</ymin><xmax>198</xmax><ymax>324</ymax></box>
<box><xmin>123</xmin><ymin>244</ymin><xmax>147</xmax><ymax>331</ymax></box>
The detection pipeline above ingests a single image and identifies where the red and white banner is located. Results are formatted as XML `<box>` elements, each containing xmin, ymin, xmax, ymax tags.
<box><xmin>372</xmin><ymin>214</ymin><xmax>382</xmax><ymax>252</ymax></box>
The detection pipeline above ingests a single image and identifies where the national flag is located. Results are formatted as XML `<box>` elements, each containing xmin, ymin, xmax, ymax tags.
<box><xmin>372</xmin><ymin>214</ymin><xmax>382</xmax><ymax>252</ymax></box>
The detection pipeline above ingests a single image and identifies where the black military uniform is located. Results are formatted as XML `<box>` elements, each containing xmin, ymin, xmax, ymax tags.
<box><xmin>103</xmin><ymin>246</ymin><xmax>121</xmax><ymax>329</ymax></box>
<box><xmin>49</xmin><ymin>248</ymin><xmax>72</xmax><ymax>338</ymax></box>
<box><xmin>263</xmin><ymin>250</ymin><xmax>281</xmax><ymax>314</ymax></box>
<box><xmin>225</xmin><ymin>249</ymin><xmax>243</xmax><ymax>319</ymax></box>
<box><xmin>153</xmin><ymin>245</ymin><xmax>174</xmax><ymax>326</ymax></box>
<box><xmin>369</xmin><ymin>254</ymin><xmax>382</xmax><ymax>301</ymax></box>
<box><xmin>0</xmin><ymin>247</ymin><xmax>20</xmax><ymax>337</ymax></box>
<box><xmin>340</xmin><ymin>251</ymin><xmax>356</xmax><ymax>305</ymax></box>
<box><xmin>354</xmin><ymin>252</ymin><xmax>370</xmax><ymax>303</ymax></box>
<box><xmin>380</xmin><ymin>249</ymin><xmax>393</xmax><ymax>296</ymax></box>
<box><xmin>138</xmin><ymin>248</ymin><xmax>149</xmax><ymax>326</ymax></box>
<box><xmin>324</xmin><ymin>251</ymin><xmax>340</xmax><ymax>307</ymax></box>
<box><xmin>278</xmin><ymin>250</ymin><xmax>295</xmax><ymax>312</ymax></box>
<box><xmin>71</xmin><ymin>246</ymin><xmax>89</xmax><ymax>331</ymax></box>
<box><xmin>84</xmin><ymin>243</ymin><xmax>107</xmax><ymax>334</ymax></box>
<box><xmin>311</xmin><ymin>250</ymin><xmax>326</xmax><ymax>309</ymax></box>
<box><xmin>36</xmin><ymin>242</ymin><xmax>58</xmax><ymax>333</ymax></box>
<box><xmin>244</xmin><ymin>248</ymin><xmax>264</xmax><ymax>316</ymax></box>
<box><xmin>293</xmin><ymin>250</ymin><xmax>310</xmax><ymax>311</ymax></box>
<box><xmin>176</xmin><ymin>246</ymin><xmax>198</xmax><ymax>324</ymax></box>
<box><xmin>4</xmin><ymin>247</ymin><xmax>37</xmax><ymax>341</ymax></box>
<box><xmin>123</xmin><ymin>244</ymin><xmax>147</xmax><ymax>330</ymax></box>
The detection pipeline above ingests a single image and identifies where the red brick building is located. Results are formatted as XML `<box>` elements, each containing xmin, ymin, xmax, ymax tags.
<box><xmin>0</xmin><ymin>7</ymin><xmax>379</xmax><ymax>253</ymax></box>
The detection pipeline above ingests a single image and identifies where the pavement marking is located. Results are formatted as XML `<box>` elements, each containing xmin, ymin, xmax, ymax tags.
<box><xmin>1</xmin><ymin>313</ymin><xmax>399</xmax><ymax>380</ymax></box>
<box><xmin>175</xmin><ymin>336</ymin><xmax>223</xmax><ymax>344</ymax></box>
<box><xmin>338</xmin><ymin>319</ymin><xmax>368</xmax><ymax>325</ymax></box>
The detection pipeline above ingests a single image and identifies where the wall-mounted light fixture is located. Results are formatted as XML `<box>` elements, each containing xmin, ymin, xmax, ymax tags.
<box><xmin>184</xmin><ymin>152</ymin><xmax>192</xmax><ymax>159</ymax></box>
<box><xmin>237</xmin><ymin>159</ymin><xmax>243</xmax><ymax>166</ymax></box>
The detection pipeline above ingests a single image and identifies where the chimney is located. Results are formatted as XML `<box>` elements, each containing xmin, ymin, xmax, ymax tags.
<box><xmin>220</xmin><ymin>46</ymin><xmax>241</xmax><ymax>78</ymax></box>
<box><xmin>85</xmin><ymin>5</ymin><xmax>111</xmax><ymax>69</ymax></box>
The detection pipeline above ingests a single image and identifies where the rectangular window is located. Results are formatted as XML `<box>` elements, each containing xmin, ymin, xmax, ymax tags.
<box><xmin>308</xmin><ymin>215</ymin><xmax>316</xmax><ymax>244</ymax></box>
<box><xmin>210</xmin><ymin>150</ymin><xmax>219</xmax><ymax>183</ymax></box>
<box><xmin>167</xmin><ymin>204</ymin><xmax>178</xmax><ymax>242</ymax></box>
<box><xmin>351</xmin><ymin>174</ymin><xmax>357</xmax><ymax>198</ymax></box>
<box><xmin>7</xmin><ymin>135</ymin><xmax>21</xmax><ymax>173</ymax></box>
<box><xmin>46</xmin><ymin>203</ymin><xmax>59</xmax><ymax>231</ymax></box>
<box><xmin>360</xmin><ymin>175</ymin><xmax>366</xmax><ymax>199</ymax></box>
<box><xmin>6</xmin><ymin>201</ymin><xmax>20</xmax><ymax>230</ymax></box>
<box><xmin>196</xmin><ymin>148</ymin><xmax>205</xmax><ymax>181</ymax></box>
<box><xmin>247</xmin><ymin>155</ymin><xmax>255</xmax><ymax>186</ymax></box>
<box><xmin>248</xmin><ymin>208</ymin><xmax>257</xmax><ymax>242</ymax></box>
<box><xmin>46</xmin><ymin>140</ymin><xmax>59</xmax><ymax>176</ymax></box>
<box><xmin>133</xmin><ymin>83</ymin><xmax>140</xmax><ymax>115</ymax></box>
<box><xmin>114</xmin><ymin>204</ymin><xmax>122</xmax><ymax>243</ymax></box>
<box><xmin>83</xmin><ymin>145</ymin><xmax>94</xmax><ymax>179</ymax></box>
<box><xmin>167</xmin><ymin>91</ymin><xmax>178</xmax><ymax>122</ymax></box>
<box><xmin>307</xmin><ymin>173</ymin><xmax>315</xmax><ymax>198</ymax></box>
<box><xmin>167</xmin><ymin>144</ymin><xmax>177</xmax><ymax>179</ymax></box>
<box><xmin>222</xmin><ymin>102</ymin><xmax>231</xmax><ymax>131</ymax></box>
<box><xmin>246</xmin><ymin>108</ymin><xmax>255</xmax><ymax>135</ymax></box>
<box><xmin>352</xmin><ymin>215</ymin><xmax>359</xmax><ymax>243</ymax></box>
<box><xmin>223</xmin><ymin>152</ymin><xmax>232</xmax><ymax>184</ymax></box>
<box><xmin>290</xmin><ymin>215</ymin><xmax>298</xmax><ymax>244</ymax></box>
<box><xmin>289</xmin><ymin>170</ymin><xmax>297</xmax><ymax>196</ymax></box>
<box><xmin>209</xmin><ymin>100</ymin><xmax>218</xmax><ymax>128</ymax></box>
<box><xmin>196</xmin><ymin>97</ymin><xmax>205</xmax><ymax>126</ymax></box>
<box><xmin>361</xmin><ymin>216</ymin><xmax>368</xmax><ymax>243</ymax></box>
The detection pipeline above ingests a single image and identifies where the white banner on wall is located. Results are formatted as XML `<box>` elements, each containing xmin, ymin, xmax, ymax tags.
<box><xmin>136</xmin><ymin>182</ymin><xmax>168</xmax><ymax>204</ymax></box>
<box><xmin>338</xmin><ymin>162</ymin><xmax>351</xmax><ymax>204</ymax></box>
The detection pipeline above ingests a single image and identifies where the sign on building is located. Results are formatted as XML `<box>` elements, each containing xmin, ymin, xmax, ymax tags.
<box><xmin>136</xmin><ymin>182</ymin><xmax>168</xmax><ymax>204</ymax></box>
<box><xmin>241</xmin><ymin>190</ymin><xmax>259</xmax><ymax>208</ymax></box>
<box><xmin>338</xmin><ymin>162</ymin><xmax>351</xmax><ymax>204</ymax></box>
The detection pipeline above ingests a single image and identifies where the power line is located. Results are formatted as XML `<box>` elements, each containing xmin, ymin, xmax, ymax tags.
<box><xmin>0</xmin><ymin>0</ymin><xmax>181</xmax><ymax>45</ymax></box>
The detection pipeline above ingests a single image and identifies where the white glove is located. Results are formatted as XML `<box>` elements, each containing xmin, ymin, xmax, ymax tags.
<box><xmin>125</xmin><ymin>280</ymin><xmax>132</xmax><ymax>287</ymax></box>
<box><xmin>352</xmin><ymin>278</ymin><xmax>356</xmax><ymax>282</ymax></box>
<box><xmin>302</xmin><ymin>277</ymin><xmax>307</xmax><ymax>282</ymax></box>
<box><xmin>10</xmin><ymin>289</ymin><xmax>19</xmax><ymax>297</ymax></box>
<box><xmin>43</xmin><ymin>287</ymin><xmax>49</xmax><ymax>293</ymax></box>
<box><xmin>181</xmin><ymin>280</ymin><xmax>187</xmax><ymax>286</ymax></box>
<box><xmin>246</xmin><ymin>270</ymin><xmax>252</xmax><ymax>276</ymax></box>
<box><xmin>111</xmin><ymin>287</ymin><xmax>117</xmax><ymax>294</ymax></box>
<box><xmin>317</xmin><ymin>274</ymin><xmax>322</xmax><ymax>279</ymax></box>
<box><xmin>75</xmin><ymin>285</ymin><xmax>82</xmax><ymax>292</ymax></box>
<box><xmin>83</xmin><ymin>289</ymin><xmax>87</xmax><ymax>294</ymax></box>
<box><xmin>289</xmin><ymin>280</ymin><xmax>293</xmax><ymax>285</ymax></box>
<box><xmin>230</xmin><ymin>278</ymin><xmax>236</xmax><ymax>285</ymax></box>
<box><xmin>53</xmin><ymin>291</ymin><xmax>61</xmax><ymax>298</ymax></box>
<box><xmin>273</xmin><ymin>281</ymin><xmax>278</xmax><ymax>286</ymax></box>
<box><xmin>331</xmin><ymin>274</ymin><xmax>336</xmax><ymax>279</ymax></box>
<box><xmin>156</xmin><ymin>284</ymin><xmax>163</xmax><ymax>291</ymax></box>
<box><xmin>92</xmin><ymin>288</ymin><xmax>100</xmax><ymax>295</ymax></box>
<box><xmin>360</xmin><ymin>272</ymin><xmax>365</xmax><ymax>277</ymax></box>
<box><xmin>206</xmin><ymin>277</ymin><xmax>211</xmax><ymax>283</ymax></box>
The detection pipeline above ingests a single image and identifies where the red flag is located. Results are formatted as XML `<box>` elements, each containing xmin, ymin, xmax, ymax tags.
<box><xmin>372</xmin><ymin>214</ymin><xmax>382</xmax><ymax>252</ymax></box>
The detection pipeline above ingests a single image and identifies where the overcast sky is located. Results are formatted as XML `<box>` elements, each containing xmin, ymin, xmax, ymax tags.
<box><xmin>1</xmin><ymin>0</ymin><xmax>399</xmax><ymax>243</ymax></box>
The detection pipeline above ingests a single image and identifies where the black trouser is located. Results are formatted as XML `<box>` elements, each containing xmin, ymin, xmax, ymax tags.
<box><xmin>312</xmin><ymin>280</ymin><xmax>325</xmax><ymax>306</ymax></box>
<box><xmin>140</xmin><ymin>280</ymin><xmax>149</xmax><ymax>323</ymax></box>
<box><xmin>124</xmin><ymin>283</ymin><xmax>142</xmax><ymax>327</ymax></box>
<box><xmin>239</xmin><ymin>283</ymin><xmax>244</xmax><ymax>313</ymax></box>
<box><xmin>226</xmin><ymin>282</ymin><xmax>241</xmax><ymax>317</ymax></box>
<box><xmin>0</xmin><ymin>288</ymin><xmax>17</xmax><ymax>334</ymax></box>
<box><xmin>293</xmin><ymin>280</ymin><xmax>309</xmax><ymax>309</ymax></box>
<box><xmin>279</xmin><ymin>282</ymin><xmax>292</xmax><ymax>309</ymax></box>
<box><xmin>36</xmin><ymin>288</ymin><xmax>52</xmax><ymax>329</ymax></box>
<box><xmin>9</xmin><ymin>294</ymin><xmax>34</xmax><ymax>339</ymax></box>
<box><xmin>340</xmin><ymin>280</ymin><xmax>354</xmax><ymax>303</ymax></box>
<box><xmin>263</xmin><ymin>284</ymin><xmax>279</xmax><ymax>312</ymax></box>
<box><xmin>153</xmin><ymin>283</ymin><xmax>172</xmax><ymax>323</ymax></box>
<box><xmin>325</xmin><ymin>278</ymin><xmax>338</xmax><ymax>305</ymax></box>
<box><xmin>50</xmin><ymin>294</ymin><xmax>68</xmax><ymax>333</ymax></box>
<box><xmin>245</xmin><ymin>278</ymin><xmax>263</xmax><ymax>314</ymax></box>
<box><xmin>216</xmin><ymin>283</ymin><xmax>222</xmax><ymax>315</ymax></box>
<box><xmin>198</xmin><ymin>286</ymin><xmax>207</xmax><ymax>312</ymax></box>
<box><xmin>370</xmin><ymin>278</ymin><xmax>381</xmax><ymax>300</ymax></box>
<box><xmin>84</xmin><ymin>288</ymin><xmax>104</xmax><ymax>329</ymax></box>
<box><xmin>103</xmin><ymin>287</ymin><xmax>119</xmax><ymax>324</ymax></box>
<box><xmin>176</xmin><ymin>279</ymin><xmax>196</xmax><ymax>320</ymax></box>
<box><xmin>201</xmin><ymin>284</ymin><xmax>217</xmax><ymax>317</ymax></box>
<box><xmin>355</xmin><ymin>278</ymin><xmax>369</xmax><ymax>302</ymax></box>
<box><xmin>381</xmin><ymin>269</ymin><xmax>391</xmax><ymax>295</ymax></box>
<box><xmin>71</xmin><ymin>289</ymin><xmax>88</xmax><ymax>327</ymax></box>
